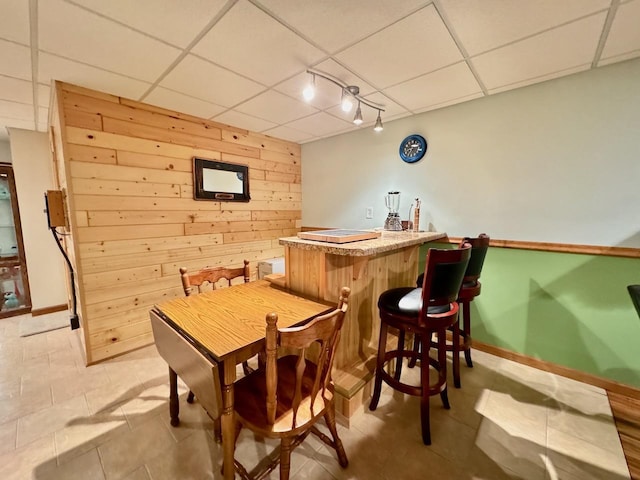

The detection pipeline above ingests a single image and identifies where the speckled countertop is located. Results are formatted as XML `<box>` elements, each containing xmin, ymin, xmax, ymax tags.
<box><xmin>279</xmin><ymin>231</ymin><xmax>446</xmax><ymax>256</ymax></box>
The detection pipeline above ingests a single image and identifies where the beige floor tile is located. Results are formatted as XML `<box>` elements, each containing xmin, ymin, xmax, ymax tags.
<box><xmin>0</xmin><ymin>418</ymin><xmax>17</xmax><ymax>454</ymax></box>
<box><xmin>120</xmin><ymin>384</ymin><xmax>171</xmax><ymax>430</ymax></box>
<box><xmin>547</xmin><ymin>408</ymin><xmax>622</xmax><ymax>455</ymax></box>
<box><xmin>0</xmin><ymin>433</ymin><xmax>56</xmax><ymax>480</ymax></box>
<box><xmin>0</xmin><ymin>379</ymin><xmax>52</xmax><ymax>424</ymax></box>
<box><xmin>546</xmin><ymin>427</ymin><xmax>630</xmax><ymax>479</ymax></box>
<box><xmin>85</xmin><ymin>377</ymin><xmax>145</xmax><ymax>415</ymax></box>
<box><xmin>145</xmin><ymin>429</ymin><xmax>219</xmax><ymax>480</ymax></box>
<box><xmin>55</xmin><ymin>405</ymin><xmax>130</xmax><ymax>466</ymax></box>
<box><xmin>98</xmin><ymin>416</ymin><xmax>177</xmax><ymax>480</ymax></box>
<box><xmin>122</xmin><ymin>466</ymin><xmax>151</xmax><ymax>480</ymax></box>
<box><xmin>158</xmin><ymin>394</ymin><xmax>216</xmax><ymax>443</ymax></box>
<box><xmin>16</xmin><ymin>394</ymin><xmax>89</xmax><ymax>447</ymax></box>
<box><xmin>474</xmin><ymin>418</ymin><xmax>547</xmax><ymax>479</ymax></box>
<box><xmin>38</xmin><ymin>447</ymin><xmax>105</xmax><ymax>480</ymax></box>
<box><xmin>291</xmin><ymin>458</ymin><xmax>343</xmax><ymax>480</ymax></box>
<box><xmin>479</xmin><ymin>389</ymin><xmax>549</xmax><ymax>445</ymax></box>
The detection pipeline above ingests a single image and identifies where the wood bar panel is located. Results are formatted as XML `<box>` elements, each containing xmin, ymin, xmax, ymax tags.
<box><xmin>50</xmin><ymin>81</ymin><xmax>302</xmax><ymax>364</ymax></box>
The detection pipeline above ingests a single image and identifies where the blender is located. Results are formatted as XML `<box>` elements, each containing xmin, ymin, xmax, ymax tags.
<box><xmin>384</xmin><ymin>191</ymin><xmax>403</xmax><ymax>231</ymax></box>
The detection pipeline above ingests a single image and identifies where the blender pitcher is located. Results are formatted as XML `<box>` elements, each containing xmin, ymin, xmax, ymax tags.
<box><xmin>384</xmin><ymin>191</ymin><xmax>402</xmax><ymax>231</ymax></box>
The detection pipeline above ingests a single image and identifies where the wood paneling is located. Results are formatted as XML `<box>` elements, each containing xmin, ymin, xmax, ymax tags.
<box><xmin>51</xmin><ymin>81</ymin><xmax>301</xmax><ymax>364</ymax></box>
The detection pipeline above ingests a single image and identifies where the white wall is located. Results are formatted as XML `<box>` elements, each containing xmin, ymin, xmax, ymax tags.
<box><xmin>0</xmin><ymin>141</ymin><xmax>11</xmax><ymax>164</ymax></box>
<box><xmin>302</xmin><ymin>58</ymin><xmax>640</xmax><ymax>248</ymax></box>
<box><xmin>8</xmin><ymin>129</ymin><xmax>67</xmax><ymax>310</ymax></box>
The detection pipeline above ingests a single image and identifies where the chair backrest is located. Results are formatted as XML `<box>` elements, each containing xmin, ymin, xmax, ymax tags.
<box><xmin>419</xmin><ymin>245</ymin><xmax>471</xmax><ymax>317</ymax></box>
<box><xmin>458</xmin><ymin>233</ymin><xmax>490</xmax><ymax>284</ymax></box>
<box><xmin>180</xmin><ymin>260</ymin><xmax>250</xmax><ymax>296</ymax></box>
<box><xmin>264</xmin><ymin>287</ymin><xmax>351</xmax><ymax>427</ymax></box>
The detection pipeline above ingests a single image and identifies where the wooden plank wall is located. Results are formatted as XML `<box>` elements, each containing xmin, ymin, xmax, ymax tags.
<box><xmin>51</xmin><ymin>81</ymin><xmax>302</xmax><ymax>364</ymax></box>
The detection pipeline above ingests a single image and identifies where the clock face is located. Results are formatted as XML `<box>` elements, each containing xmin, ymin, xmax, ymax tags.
<box><xmin>399</xmin><ymin>135</ymin><xmax>427</xmax><ymax>163</ymax></box>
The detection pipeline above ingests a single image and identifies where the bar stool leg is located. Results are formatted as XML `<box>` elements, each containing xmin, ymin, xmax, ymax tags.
<box><xmin>419</xmin><ymin>332</ymin><xmax>431</xmax><ymax>445</ymax></box>
<box><xmin>438</xmin><ymin>330</ymin><xmax>450</xmax><ymax>410</ymax></box>
<box><xmin>462</xmin><ymin>300</ymin><xmax>473</xmax><ymax>368</ymax></box>
<box><xmin>369</xmin><ymin>321</ymin><xmax>388</xmax><ymax>411</ymax></box>
<box><xmin>452</xmin><ymin>318</ymin><xmax>461</xmax><ymax>389</ymax></box>
<box><xmin>395</xmin><ymin>328</ymin><xmax>405</xmax><ymax>381</ymax></box>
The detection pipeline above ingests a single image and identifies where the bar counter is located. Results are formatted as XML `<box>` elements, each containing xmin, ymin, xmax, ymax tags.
<box><xmin>279</xmin><ymin>230</ymin><xmax>446</xmax><ymax>421</ymax></box>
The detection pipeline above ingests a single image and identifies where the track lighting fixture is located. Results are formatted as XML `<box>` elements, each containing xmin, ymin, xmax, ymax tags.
<box><xmin>301</xmin><ymin>69</ymin><xmax>385</xmax><ymax>132</ymax></box>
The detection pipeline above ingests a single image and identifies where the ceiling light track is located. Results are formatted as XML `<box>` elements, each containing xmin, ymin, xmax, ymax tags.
<box><xmin>303</xmin><ymin>68</ymin><xmax>385</xmax><ymax>131</ymax></box>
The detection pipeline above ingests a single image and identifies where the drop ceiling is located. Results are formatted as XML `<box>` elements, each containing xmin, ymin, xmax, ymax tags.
<box><xmin>0</xmin><ymin>0</ymin><xmax>639</xmax><ymax>144</ymax></box>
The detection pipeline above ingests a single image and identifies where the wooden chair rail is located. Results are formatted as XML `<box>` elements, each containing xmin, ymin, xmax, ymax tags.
<box><xmin>446</xmin><ymin>236</ymin><xmax>640</xmax><ymax>258</ymax></box>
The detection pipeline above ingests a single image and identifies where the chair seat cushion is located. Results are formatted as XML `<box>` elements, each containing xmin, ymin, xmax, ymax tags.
<box><xmin>378</xmin><ymin>287</ymin><xmax>451</xmax><ymax>316</ymax></box>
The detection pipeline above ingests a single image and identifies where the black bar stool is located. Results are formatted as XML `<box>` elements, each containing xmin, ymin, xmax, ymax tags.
<box><xmin>369</xmin><ymin>244</ymin><xmax>470</xmax><ymax>445</ymax></box>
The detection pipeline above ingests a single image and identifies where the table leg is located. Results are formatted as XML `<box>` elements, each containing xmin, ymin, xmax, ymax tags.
<box><xmin>221</xmin><ymin>360</ymin><xmax>237</xmax><ymax>480</ymax></box>
<box><xmin>169</xmin><ymin>367</ymin><xmax>179</xmax><ymax>427</ymax></box>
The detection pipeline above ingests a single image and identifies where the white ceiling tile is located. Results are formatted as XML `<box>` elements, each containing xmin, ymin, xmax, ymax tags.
<box><xmin>0</xmin><ymin>0</ymin><xmax>30</xmax><ymax>45</ymax></box>
<box><xmin>0</xmin><ymin>99</ymin><xmax>34</xmax><ymax>122</ymax></box>
<box><xmin>160</xmin><ymin>55</ymin><xmax>265</xmax><ymax>107</ymax></box>
<box><xmin>70</xmin><ymin>0</ymin><xmax>227</xmax><ymax>48</ymax></box>
<box><xmin>361</xmin><ymin>92</ymin><xmax>409</xmax><ymax>119</ymax></box>
<box><xmin>471</xmin><ymin>13</ymin><xmax>607</xmax><ymax>91</ymax></box>
<box><xmin>235</xmin><ymin>90</ymin><xmax>317</xmax><ymax>124</ymax></box>
<box><xmin>335</xmin><ymin>5</ymin><xmax>463</xmax><ymax>89</ymax></box>
<box><xmin>1</xmin><ymin>118</ymin><xmax>34</xmax><ymax>132</ymax></box>
<box><xmin>413</xmin><ymin>92</ymin><xmax>484</xmax><ymax>114</ymax></box>
<box><xmin>38</xmin><ymin>107</ymin><xmax>48</xmax><ymax>124</ymax></box>
<box><xmin>0</xmin><ymin>39</ymin><xmax>32</xmax><ymax>81</ymax></box>
<box><xmin>600</xmin><ymin>0</ymin><xmax>640</xmax><ymax>62</ymax></box>
<box><xmin>213</xmin><ymin>110</ymin><xmax>277</xmax><ymax>132</ymax></box>
<box><xmin>383</xmin><ymin>62</ymin><xmax>482</xmax><ymax>112</ymax></box>
<box><xmin>0</xmin><ymin>76</ymin><xmax>33</xmax><ymax>105</ymax></box>
<box><xmin>598</xmin><ymin>49</ymin><xmax>640</xmax><ymax>67</ymax></box>
<box><xmin>440</xmin><ymin>0</ymin><xmax>611</xmax><ymax>56</ymax></box>
<box><xmin>38</xmin><ymin>84</ymin><xmax>51</xmax><ymax>108</ymax></box>
<box><xmin>285</xmin><ymin>112</ymin><xmax>353</xmax><ymax>136</ymax></box>
<box><xmin>192</xmin><ymin>0</ymin><xmax>324</xmax><ymax>86</ymax></box>
<box><xmin>261</xmin><ymin>125</ymin><xmax>313</xmax><ymax>143</ymax></box>
<box><xmin>144</xmin><ymin>86</ymin><xmax>226</xmax><ymax>119</ymax></box>
<box><xmin>38</xmin><ymin>53</ymin><xmax>152</xmax><ymax>100</ymax></box>
<box><xmin>487</xmin><ymin>65</ymin><xmax>590</xmax><ymax>95</ymax></box>
<box><xmin>256</xmin><ymin>0</ymin><xmax>428</xmax><ymax>53</ymax></box>
<box><xmin>39</xmin><ymin>0</ymin><xmax>181</xmax><ymax>82</ymax></box>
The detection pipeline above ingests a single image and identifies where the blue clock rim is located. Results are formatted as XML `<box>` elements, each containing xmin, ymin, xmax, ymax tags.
<box><xmin>399</xmin><ymin>134</ymin><xmax>427</xmax><ymax>163</ymax></box>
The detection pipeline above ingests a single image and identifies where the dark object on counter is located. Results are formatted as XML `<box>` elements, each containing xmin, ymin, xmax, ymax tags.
<box><xmin>629</xmin><ymin>285</ymin><xmax>640</xmax><ymax>319</ymax></box>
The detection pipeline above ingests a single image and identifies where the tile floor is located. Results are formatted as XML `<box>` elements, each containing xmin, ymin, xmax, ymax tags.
<box><xmin>0</xmin><ymin>311</ymin><xmax>631</xmax><ymax>480</ymax></box>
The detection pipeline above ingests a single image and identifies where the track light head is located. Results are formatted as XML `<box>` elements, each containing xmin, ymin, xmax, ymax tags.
<box><xmin>353</xmin><ymin>103</ymin><xmax>363</xmax><ymax>125</ymax></box>
<box><xmin>341</xmin><ymin>86</ymin><xmax>359</xmax><ymax>112</ymax></box>
<box><xmin>374</xmin><ymin>111</ymin><xmax>383</xmax><ymax>132</ymax></box>
<box><xmin>302</xmin><ymin>74</ymin><xmax>315</xmax><ymax>101</ymax></box>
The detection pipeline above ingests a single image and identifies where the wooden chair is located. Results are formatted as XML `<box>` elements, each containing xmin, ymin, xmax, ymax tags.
<box><xmin>369</xmin><ymin>246</ymin><xmax>470</xmax><ymax>445</ymax></box>
<box><xmin>180</xmin><ymin>260</ymin><xmax>252</xmax><ymax>379</ymax></box>
<box><xmin>232</xmin><ymin>287</ymin><xmax>351</xmax><ymax>480</ymax></box>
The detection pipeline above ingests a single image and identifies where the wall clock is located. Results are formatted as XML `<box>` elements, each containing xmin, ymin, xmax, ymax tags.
<box><xmin>399</xmin><ymin>134</ymin><xmax>427</xmax><ymax>163</ymax></box>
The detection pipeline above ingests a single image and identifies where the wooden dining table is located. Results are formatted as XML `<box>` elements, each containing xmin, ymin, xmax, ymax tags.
<box><xmin>150</xmin><ymin>279</ymin><xmax>334</xmax><ymax>479</ymax></box>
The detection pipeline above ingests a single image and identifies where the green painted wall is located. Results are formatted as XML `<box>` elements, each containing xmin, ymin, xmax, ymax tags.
<box><xmin>421</xmin><ymin>243</ymin><xmax>640</xmax><ymax>388</ymax></box>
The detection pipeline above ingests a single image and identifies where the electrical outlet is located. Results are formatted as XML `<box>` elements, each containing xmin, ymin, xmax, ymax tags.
<box><xmin>365</xmin><ymin>207</ymin><xmax>373</xmax><ymax>219</ymax></box>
